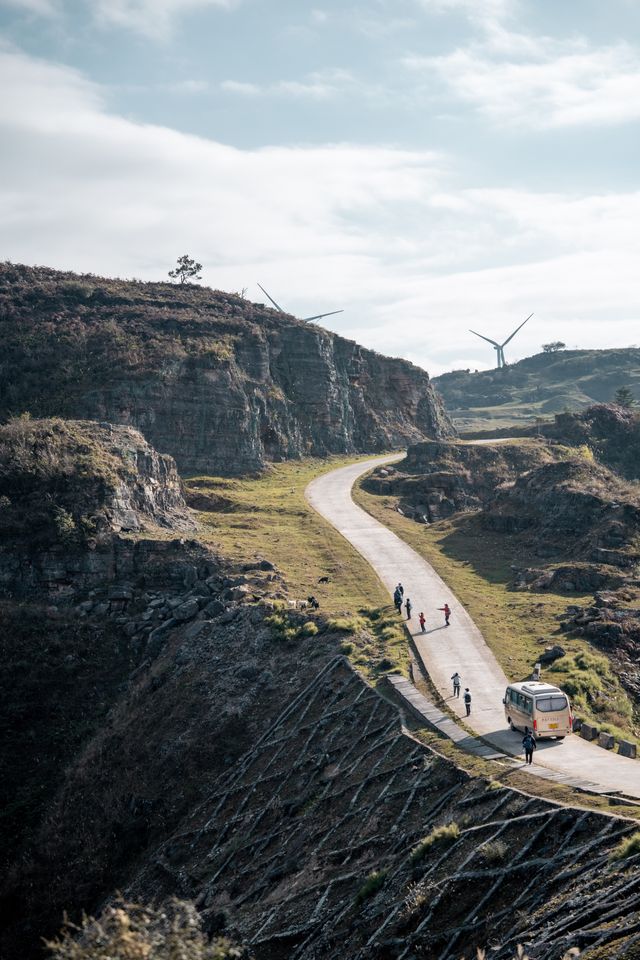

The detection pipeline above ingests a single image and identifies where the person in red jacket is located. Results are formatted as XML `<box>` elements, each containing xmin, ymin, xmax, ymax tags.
<box><xmin>438</xmin><ymin>602</ymin><xmax>451</xmax><ymax>626</ymax></box>
<box><xmin>419</xmin><ymin>611</ymin><xmax>426</xmax><ymax>633</ymax></box>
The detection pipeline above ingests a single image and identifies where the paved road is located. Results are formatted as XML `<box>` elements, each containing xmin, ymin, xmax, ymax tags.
<box><xmin>306</xmin><ymin>454</ymin><xmax>640</xmax><ymax>798</ymax></box>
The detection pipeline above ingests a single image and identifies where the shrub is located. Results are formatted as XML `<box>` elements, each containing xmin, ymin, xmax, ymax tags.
<box><xmin>45</xmin><ymin>898</ymin><xmax>243</xmax><ymax>959</ymax></box>
<box><xmin>354</xmin><ymin>870</ymin><xmax>386</xmax><ymax>905</ymax></box>
<box><xmin>301</xmin><ymin>620</ymin><xmax>318</xmax><ymax>637</ymax></box>
<box><xmin>339</xmin><ymin>641</ymin><xmax>354</xmax><ymax>655</ymax></box>
<box><xmin>328</xmin><ymin>615</ymin><xmax>365</xmax><ymax>633</ymax></box>
<box><xmin>610</xmin><ymin>830</ymin><xmax>640</xmax><ymax>861</ymax></box>
<box><xmin>478</xmin><ymin>839</ymin><xmax>508</xmax><ymax>863</ymax></box>
<box><xmin>410</xmin><ymin>822</ymin><xmax>460</xmax><ymax>862</ymax></box>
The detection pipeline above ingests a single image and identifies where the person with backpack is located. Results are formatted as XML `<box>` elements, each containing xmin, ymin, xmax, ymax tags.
<box><xmin>438</xmin><ymin>602</ymin><xmax>451</xmax><ymax>626</ymax></box>
<box><xmin>419</xmin><ymin>611</ymin><xmax>426</xmax><ymax>633</ymax></box>
<box><xmin>405</xmin><ymin>597</ymin><xmax>412</xmax><ymax>620</ymax></box>
<box><xmin>397</xmin><ymin>583</ymin><xmax>404</xmax><ymax>597</ymax></box>
<box><xmin>451</xmin><ymin>672</ymin><xmax>461</xmax><ymax>698</ymax></box>
<box><xmin>522</xmin><ymin>727</ymin><xmax>537</xmax><ymax>765</ymax></box>
<box><xmin>463</xmin><ymin>688</ymin><xmax>471</xmax><ymax>716</ymax></box>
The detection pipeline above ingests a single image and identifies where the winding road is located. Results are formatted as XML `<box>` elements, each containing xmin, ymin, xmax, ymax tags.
<box><xmin>306</xmin><ymin>454</ymin><xmax>640</xmax><ymax>799</ymax></box>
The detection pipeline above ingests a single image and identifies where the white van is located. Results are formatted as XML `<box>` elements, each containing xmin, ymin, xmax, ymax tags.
<box><xmin>503</xmin><ymin>681</ymin><xmax>573</xmax><ymax>739</ymax></box>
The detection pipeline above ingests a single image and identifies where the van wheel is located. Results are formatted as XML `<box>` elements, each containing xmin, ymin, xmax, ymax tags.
<box><xmin>555</xmin><ymin>736</ymin><xmax>565</xmax><ymax>741</ymax></box>
<box><xmin>509</xmin><ymin>718</ymin><xmax>515</xmax><ymax>731</ymax></box>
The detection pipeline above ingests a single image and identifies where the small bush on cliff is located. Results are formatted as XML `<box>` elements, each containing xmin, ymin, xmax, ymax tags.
<box><xmin>45</xmin><ymin>898</ymin><xmax>243</xmax><ymax>960</ymax></box>
<box><xmin>610</xmin><ymin>830</ymin><xmax>640</xmax><ymax>862</ymax></box>
<box><xmin>411</xmin><ymin>822</ymin><xmax>460</xmax><ymax>862</ymax></box>
<box><xmin>354</xmin><ymin>870</ymin><xmax>386</xmax><ymax>905</ymax></box>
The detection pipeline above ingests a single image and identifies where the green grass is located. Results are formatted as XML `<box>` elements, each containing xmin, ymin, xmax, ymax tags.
<box><xmin>354</xmin><ymin>480</ymin><xmax>639</xmax><ymax>741</ymax></box>
<box><xmin>189</xmin><ymin>457</ymin><xmax>390</xmax><ymax>618</ymax></box>
<box><xmin>354</xmin><ymin>870</ymin><xmax>386</xmax><ymax>905</ymax></box>
<box><xmin>188</xmin><ymin>458</ymin><xmax>411</xmax><ymax>682</ymax></box>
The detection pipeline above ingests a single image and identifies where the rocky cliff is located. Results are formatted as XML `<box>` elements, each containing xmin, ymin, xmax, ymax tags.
<box><xmin>0</xmin><ymin>264</ymin><xmax>454</xmax><ymax>474</ymax></box>
<box><xmin>364</xmin><ymin>438</ymin><xmax>561</xmax><ymax>521</ymax></box>
<box><xmin>0</xmin><ymin>417</ymin><xmax>195</xmax><ymax>598</ymax></box>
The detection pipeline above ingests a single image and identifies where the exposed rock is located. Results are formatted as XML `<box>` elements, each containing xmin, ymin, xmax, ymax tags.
<box><xmin>539</xmin><ymin>644</ymin><xmax>566</xmax><ymax>665</ymax></box>
<box><xmin>364</xmin><ymin>438</ymin><xmax>561</xmax><ymax>521</ymax></box>
<box><xmin>0</xmin><ymin>263</ymin><xmax>455</xmax><ymax>475</ymax></box>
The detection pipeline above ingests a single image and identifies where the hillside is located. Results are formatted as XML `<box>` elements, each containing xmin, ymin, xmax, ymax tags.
<box><xmin>0</xmin><ymin>263</ymin><xmax>453</xmax><ymax>474</ymax></box>
<box><xmin>433</xmin><ymin>348</ymin><xmax>640</xmax><ymax>433</ymax></box>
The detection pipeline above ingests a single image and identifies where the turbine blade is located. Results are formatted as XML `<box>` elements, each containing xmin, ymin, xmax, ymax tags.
<box><xmin>469</xmin><ymin>329</ymin><xmax>500</xmax><ymax>348</ymax></box>
<box><xmin>257</xmin><ymin>283</ymin><xmax>285</xmax><ymax>312</ymax></box>
<box><xmin>303</xmin><ymin>309</ymin><xmax>344</xmax><ymax>322</ymax></box>
<box><xmin>501</xmin><ymin>313</ymin><xmax>533</xmax><ymax>347</ymax></box>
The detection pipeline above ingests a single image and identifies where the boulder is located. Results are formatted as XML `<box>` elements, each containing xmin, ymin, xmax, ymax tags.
<box><xmin>173</xmin><ymin>599</ymin><xmax>200</xmax><ymax>622</ymax></box>
<box><xmin>539</xmin><ymin>644</ymin><xmax>566</xmax><ymax>665</ymax></box>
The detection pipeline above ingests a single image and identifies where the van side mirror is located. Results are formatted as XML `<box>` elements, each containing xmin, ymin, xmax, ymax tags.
<box><xmin>502</xmin><ymin>697</ymin><xmax>506</xmax><ymax>705</ymax></box>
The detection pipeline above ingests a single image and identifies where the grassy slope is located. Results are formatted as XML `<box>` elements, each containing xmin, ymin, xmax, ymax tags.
<box><xmin>186</xmin><ymin>457</ymin><xmax>410</xmax><ymax>681</ymax></box>
<box><xmin>433</xmin><ymin>347</ymin><xmax>640</xmax><ymax>433</ymax></box>
<box><xmin>354</xmin><ymin>480</ymin><xmax>639</xmax><ymax>743</ymax></box>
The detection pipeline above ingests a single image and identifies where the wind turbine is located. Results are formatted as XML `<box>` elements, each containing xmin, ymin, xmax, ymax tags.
<box><xmin>469</xmin><ymin>313</ymin><xmax>534</xmax><ymax>369</ymax></box>
<box><xmin>257</xmin><ymin>283</ymin><xmax>344</xmax><ymax>323</ymax></box>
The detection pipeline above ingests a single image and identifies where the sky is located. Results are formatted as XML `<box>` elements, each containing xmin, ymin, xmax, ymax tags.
<box><xmin>1</xmin><ymin>0</ymin><xmax>639</xmax><ymax>375</ymax></box>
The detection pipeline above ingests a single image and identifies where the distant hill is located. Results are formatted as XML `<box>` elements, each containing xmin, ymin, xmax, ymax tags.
<box><xmin>432</xmin><ymin>348</ymin><xmax>640</xmax><ymax>433</ymax></box>
<box><xmin>0</xmin><ymin>263</ymin><xmax>453</xmax><ymax>474</ymax></box>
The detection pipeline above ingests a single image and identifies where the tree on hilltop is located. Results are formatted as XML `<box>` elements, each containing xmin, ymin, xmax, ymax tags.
<box><xmin>614</xmin><ymin>386</ymin><xmax>635</xmax><ymax>409</ymax></box>
<box><xmin>542</xmin><ymin>341</ymin><xmax>566</xmax><ymax>353</ymax></box>
<box><xmin>168</xmin><ymin>254</ymin><xmax>202</xmax><ymax>284</ymax></box>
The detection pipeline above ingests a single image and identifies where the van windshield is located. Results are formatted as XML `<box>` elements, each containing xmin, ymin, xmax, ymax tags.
<box><xmin>535</xmin><ymin>695</ymin><xmax>568</xmax><ymax>713</ymax></box>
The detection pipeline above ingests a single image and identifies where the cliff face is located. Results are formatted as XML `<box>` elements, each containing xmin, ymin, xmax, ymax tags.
<box><xmin>364</xmin><ymin>438</ymin><xmax>561</xmax><ymax>521</ymax></box>
<box><xmin>0</xmin><ymin>264</ymin><xmax>454</xmax><ymax>474</ymax></box>
<box><xmin>0</xmin><ymin>417</ymin><xmax>195</xmax><ymax>598</ymax></box>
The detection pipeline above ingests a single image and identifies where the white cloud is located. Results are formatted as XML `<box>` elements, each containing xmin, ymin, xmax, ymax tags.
<box><xmin>92</xmin><ymin>0</ymin><xmax>240</xmax><ymax>39</ymax></box>
<box><xmin>416</xmin><ymin>0</ymin><xmax>514</xmax><ymax>16</ymax></box>
<box><xmin>1</xmin><ymin>48</ymin><xmax>640</xmax><ymax>375</ymax></box>
<box><xmin>0</xmin><ymin>0</ymin><xmax>57</xmax><ymax>14</ymax></box>
<box><xmin>405</xmin><ymin>27</ymin><xmax>640</xmax><ymax>129</ymax></box>
<box><xmin>221</xmin><ymin>69</ymin><xmax>358</xmax><ymax>101</ymax></box>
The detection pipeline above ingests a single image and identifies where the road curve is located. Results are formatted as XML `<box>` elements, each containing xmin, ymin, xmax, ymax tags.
<box><xmin>306</xmin><ymin>454</ymin><xmax>640</xmax><ymax>798</ymax></box>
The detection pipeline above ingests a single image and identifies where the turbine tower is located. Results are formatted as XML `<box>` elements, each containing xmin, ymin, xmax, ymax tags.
<box><xmin>257</xmin><ymin>283</ymin><xmax>344</xmax><ymax>323</ymax></box>
<box><xmin>469</xmin><ymin>313</ymin><xmax>533</xmax><ymax>369</ymax></box>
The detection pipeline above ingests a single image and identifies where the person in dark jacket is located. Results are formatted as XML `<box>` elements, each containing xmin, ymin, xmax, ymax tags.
<box><xmin>405</xmin><ymin>597</ymin><xmax>412</xmax><ymax>620</ymax></box>
<box><xmin>463</xmin><ymin>688</ymin><xmax>471</xmax><ymax>716</ymax></box>
<box><xmin>522</xmin><ymin>727</ymin><xmax>537</xmax><ymax>765</ymax></box>
<box><xmin>393</xmin><ymin>589</ymin><xmax>402</xmax><ymax>613</ymax></box>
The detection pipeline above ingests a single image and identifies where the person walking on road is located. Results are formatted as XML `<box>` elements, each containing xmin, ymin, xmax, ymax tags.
<box><xmin>393</xmin><ymin>588</ymin><xmax>402</xmax><ymax>613</ymax></box>
<box><xmin>522</xmin><ymin>727</ymin><xmax>537</xmax><ymax>765</ymax></box>
<box><xmin>397</xmin><ymin>583</ymin><xmax>404</xmax><ymax>598</ymax></box>
<box><xmin>419</xmin><ymin>611</ymin><xmax>426</xmax><ymax>632</ymax></box>
<box><xmin>451</xmin><ymin>672</ymin><xmax>461</xmax><ymax>698</ymax></box>
<box><xmin>463</xmin><ymin>688</ymin><xmax>471</xmax><ymax>716</ymax></box>
<box><xmin>405</xmin><ymin>597</ymin><xmax>412</xmax><ymax>620</ymax></box>
<box><xmin>438</xmin><ymin>602</ymin><xmax>451</xmax><ymax>626</ymax></box>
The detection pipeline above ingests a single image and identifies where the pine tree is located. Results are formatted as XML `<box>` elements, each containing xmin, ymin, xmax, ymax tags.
<box><xmin>168</xmin><ymin>254</ymin><xmax>203</xmax><ymax>284</ymax></box>
<box><xmin>614</xmin><ymin>386</ymin><xmax>635</xmax><ymax>408</ymax></box>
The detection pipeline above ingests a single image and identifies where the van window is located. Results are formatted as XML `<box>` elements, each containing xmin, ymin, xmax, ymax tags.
<box><xmin>536</xmin><ymin>695</ymin><xmax>568</xmax><ymax>713</ymax></box>
<box><xmin>523</xmin><ymin>696</ymin><xmax>533</xmax><ymax>715</ymax></box>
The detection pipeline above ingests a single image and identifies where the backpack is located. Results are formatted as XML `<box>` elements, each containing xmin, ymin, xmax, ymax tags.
<box><xmin>463</xmin><ymin>691</ymin><xmax>471</xmax><ymax>704</ymax></box>
<box><xmin>523</xmin><ymin>734</ymin><xmax>535</xmax><ymax>751</ymax></box>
